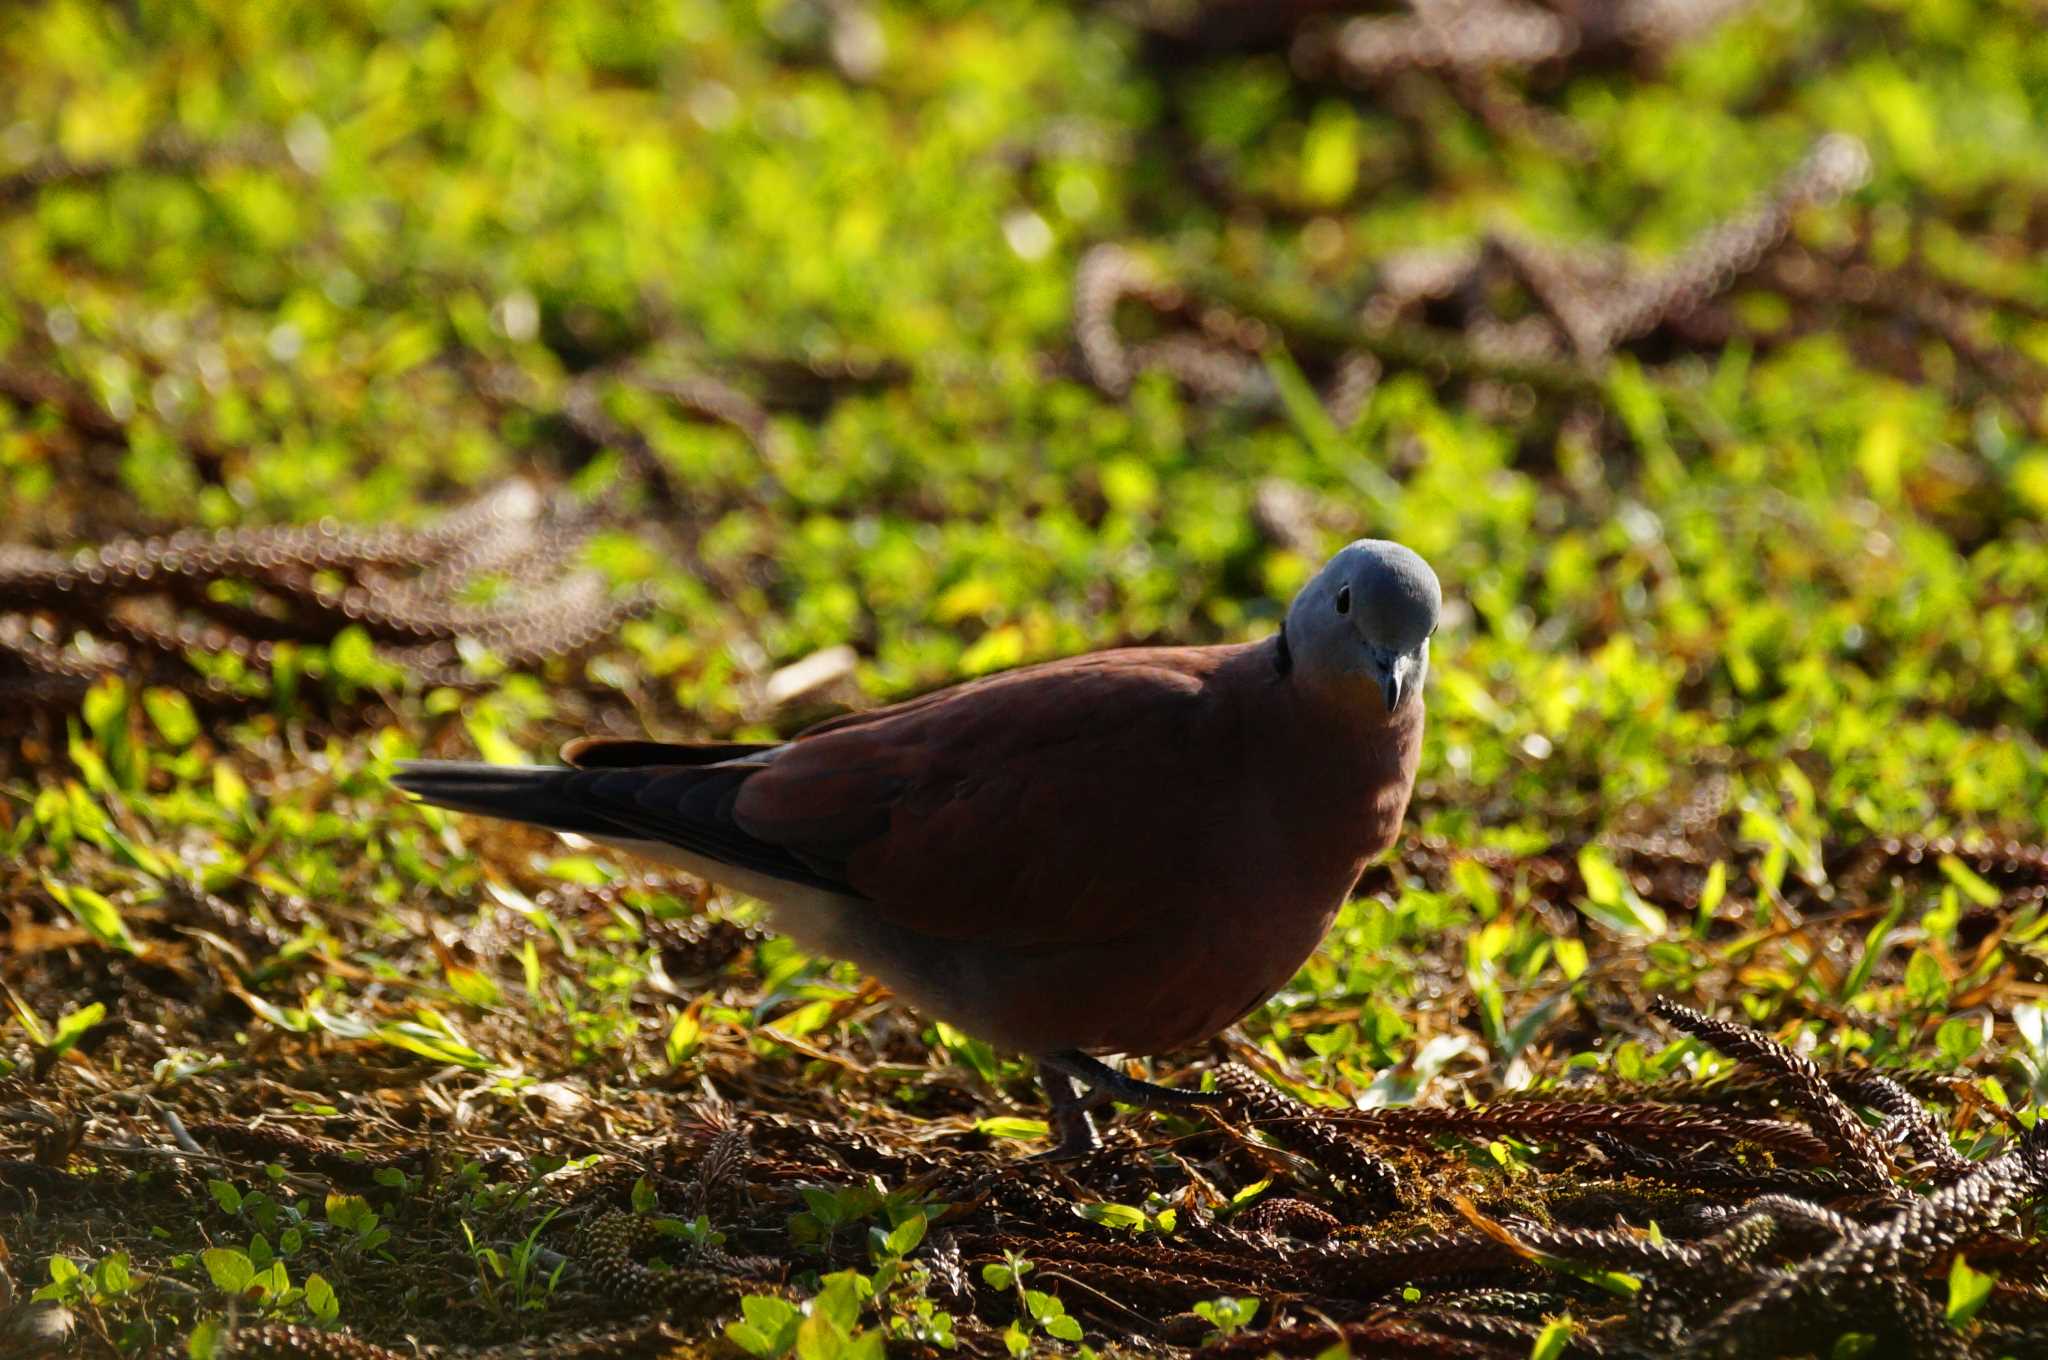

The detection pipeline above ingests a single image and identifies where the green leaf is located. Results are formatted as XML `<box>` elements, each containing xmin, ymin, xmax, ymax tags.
<box><xmin>464</xmin><ymin>718</ymin><xmax>528</xmax><ymax>768</ymax></box>
<box><xmin>725</xmin><ymin>1324</ymin><xmax>781</xmax><ymax>1358</ymax></box>
<box><xmin>1947</xmin><ymin>1255</ymin><xmax>1996</xmax><ymax>1327</ymax></box>
<box><xmin>841</xmin><ymin>1333</ymin><xmax>886</xmax><ymax>1360</ymax></box>
<box><xmin>545</xmin><ymin>855</ymin><xmax>612</xmax><ymax>886</ymax></box>
<box><xmin>82</xmin><ymin>675</ymin><xmax>128</xmax><ymax>748</ymax></box>
<box><xmin>329</xmin><ymin>627</ymin><xmax>390</xmax><ymax>687</ymax></box>
<box><xmin>1194</xmin><ymin>1295</ymin><xmax>1261</xmax><ymax>1336</ymax></box>
<box><xmin>3</xmin><ymin>985</ymin><xmax>49</xmax><ymax>1046</ymax></box>
<box><xmin>1938</xmin><ymin>856</ymin><xmax>2003</xmax><ymax>908</ymax></box>
<box><xmin>371</xmin><ymin>1018</ymin><xmax>494</xmax><ymax>1070</ymax></box>
<box><xmin>813</xmin><ymin>1271</ymin><xmax>871</xmax><ymax>1332</ymax></box>
<box><xmin>1936</xmin><ymin>1017</ymin><xmax>1984</xmax><ymax>1066</ymax></box>
<box><xmin>1537</xmin><ymin>1253</ymin><xmax>1641</xmax><ymax>1297</ymax></box>
<box><xmin>201</xmin><ymin>1247</ymin><xmax>254</xmax><ymax>1294</ymax></box>
<box><xmin>1076</xmin><ymin>1202</ymin><xmax>1149</xmax><ymax>1231</ymax></box>
<box><xmin>742</xmin><ymin>1294</ymin><xmax>801</xmax><ymax>1334</ymax></box>
<box><xmin>1575</xmin><ymin>847</ymin><xmax>1667</xmax><ymax>937</ymax></box>
<box><xmin>795</xmin><ymin>1310</ymin><xmax>846</xmax><ymax>1360</ymax></box>
<box><xmin>1044</xmin><ymin>1315</ymin><xmax>1083</xmax><ymax>1342</ymax></box>
<box><xmin>1905</xmin><ymin>949</ymin><xmax>1950</xmax><ymax>1009</ymax></box>
<box><xmin>1553</xmin><ymin>937</ymin><xmax>1588</xmax><ymax>982</ymax></box>
<box><xmin>325</xmin><ymin>1193</ymin><xmax>376</xmax><ymax>1235</ymax></box>
<box><xmin>49</xmin><ymin>1001</ymin><xmax>106</xmax><ymax>1055</ymax></box>
<box><xmin>213</xmin><ymin>762</ymin><xmax>251</xmax><ymax>816</ymax></box>
<box><xmin>1695</xmin><ymin>861</ymin><xmax>1727</xmax><ymax>934</ymax></box>
<box><xmin>884</xmin><ymin>1212</ymin><xmax>927</xmax><ymax>1257</ymax></box>
<box><xmin>239</xmin><ymin>990</ymin><xmax>311</xmax><ymax>1033</ymax></box>
<box><xmin>1529</xmin><ymin>1317</ymin><xmax>1573</xmax><ymax>1360</ymax></box>
<box><xmin>187</xmin><ymin>1317</ymin><xmax>226</xmax><ymax>1360</ymax></box>
<box><xmin>305</xmin><ymin>1272</ymin><xmax>338</xmax><ymax>1323</ymax></box>
<box><xmin>666</xmin><ymin>1009</ymin><xmax>702</xmax><ymax>1065</ymax></box>
<box><xmin>444</xmin><ymin>965</ymin><xmax>502</xmax><ymax>1009</ymax></box>
<box><xmin>1299</xmin><ymin>103</ymin><xmax>1361</xmax><ymax>206</ymax></box>
<box><xmin>208</xmin><ymin>1179</ymin><xmax>243</xmax><ymax>1214</ymax></box>
<box><xmin>1843</xmin><ymin>901</ymin><xmax>1908</xmax><ymax>1001</ymax></box>
<box><xmin>729</xmin><ymin>1289</ymin><xmax>803</xmax><ymax>1360</ymax></box>
<box><xmin>1230</xmin><ymin>1178</ymin><xmax>1272</xmax><ymax>1206</ymax></box>
<box><xmin>143</xmin><ymin>688</ymin><xmax>200</xmax><ymax>747</ymax></box>
<box><xmin>44</xmin><ymin>875</ymin><xmax>139</xmax><ymax>954</ymax></box>
<box><xmin>95</xmin><ymin>1252</ymin><xmax>133</xmax><ymax>1295</ymax></box>
<box><xmin>771</xmin><ymin>998</ymin><xmax>837</xmax><ymax>1040</ymax></box>
<box><xmin>972</xmin><ymin>1117</ymin><xmax>1048</xmax><ymax>1141</ymax></box>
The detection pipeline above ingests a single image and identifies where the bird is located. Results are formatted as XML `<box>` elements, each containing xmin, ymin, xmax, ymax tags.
<box><xmin>394</xmin><ymin>538</ymin><xmax>1439</xmax><ymax>1156</ymax></box>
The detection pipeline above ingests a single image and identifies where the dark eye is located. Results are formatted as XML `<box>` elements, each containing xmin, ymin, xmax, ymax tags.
<box><xmin>1335</xmin><ymin>585</ymin><xmax>1351</xmax><ymax>615</ymax></box>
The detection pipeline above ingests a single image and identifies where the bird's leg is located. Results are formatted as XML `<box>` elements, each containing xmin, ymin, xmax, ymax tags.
<box><xmin>1040</xmin><ymin>1050</ymin><xmax>1225</xmax><ymax>1112</ymax></box>
<box><xmin>1034</xmin><ymin>1065</ymin><xmax>1101</xmax><ymax>1160</ymax></box>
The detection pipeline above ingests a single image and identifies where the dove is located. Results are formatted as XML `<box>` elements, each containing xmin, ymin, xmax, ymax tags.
<box><xmin>396</xmin><ymin>539</ymin><xmax>1439</xmax><ymax>1155</ymax></box>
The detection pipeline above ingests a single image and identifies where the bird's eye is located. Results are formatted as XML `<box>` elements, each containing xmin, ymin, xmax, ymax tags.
<box><xmin>1335</xmin><ymin>585</ymin><xmax>1351</xmax><ymax>615</ymax></box>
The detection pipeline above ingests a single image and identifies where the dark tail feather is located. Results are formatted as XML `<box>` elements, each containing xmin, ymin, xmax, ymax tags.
<box><xmin>397</xmin><ymin>755</ymin><xmax>857</xmax><ymax>895</ymax></box>
<box><xmin>392</xmin><ymin>760</ymin><xmax>612</xmax><ymax>837</ymax></box>
<box><xmin>562</xmin><ymin>737</ymin><xmax>776</xmax><ymax>769</ymax></box>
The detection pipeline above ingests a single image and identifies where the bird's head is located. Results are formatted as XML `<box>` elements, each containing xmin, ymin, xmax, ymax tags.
<box><xmin>1285</xmin><ymin>539</ymin><xmax>1440</xmax><ymax>717</ymax></box>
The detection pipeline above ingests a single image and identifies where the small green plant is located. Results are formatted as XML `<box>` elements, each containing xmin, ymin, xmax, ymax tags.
<box><xmin>2</xmin><ymin>991</ymin><xmax>107</xmax><ymax>1075</ymax></box>
<box><xmin>984</xmin><ymin>1251</ymin><xmax>1084</xmax><ymax>1352</ymax></box>
<box><xmin>33</xmin><ymin>1251</ymin><xmax>135</xmax><ymax>1308</ymax></box>
<box><xmin>726</xmin><ymin>1272</ymin><xmax>884</xmax><ymax>1360</ymax></box>
<box><xmin>869</xmin><ymin>1210</ymin><xmax>956</xmax><ymax>1350</ymax></box>
<box><xmin>1193</xmin><ymin>1295</ymin><xmax>1261</xmax><ymax>1343</ymax></box>
<box><xmin>1075</xmin><ymin>1196</ymin><xmax>1178</xmax><ymax>1233</ymax></box>
<box><xmin>727</xmin><ymin>1295</ymin><xmax>804</xmax><ymax>1358</ymax></box>
<box><xmin>463</xmin><ymin>1209</ymin><xmax>565</xmax><ymax>1316</ymax></box>
<box><xmin>189</xmin><ymin>1240</ymin><xmax>336</xmax><ymax>1325</ymax></box>
<box><xmin>324</xmin><ymin>1192</ymin><xmax>391</xmax><ymax>1254</ymax></box>
<box><xmin>727</xmin><ymin>1209</ymin><xmax>953</xmax><ymax>1358</ymax></box>
<box><xmin>788</xmin><ymin>1180</ymin><xmax>887</xmax><ymax>1250</ymax></box>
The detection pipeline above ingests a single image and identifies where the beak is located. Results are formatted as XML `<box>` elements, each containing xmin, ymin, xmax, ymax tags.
<box><xmin>1381</xmin><ymin>650</ymin><xmax>1417</xmax><ymax>713</ymax></box>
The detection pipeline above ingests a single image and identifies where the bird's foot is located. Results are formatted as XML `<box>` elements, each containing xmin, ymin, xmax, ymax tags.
<box><xmin>1030</xmin><ymin>1109</ymin><xmax>1102</xmax><ymax>1161</ymax></box>
<box><xmin>1027</xmin><ymin>1053</ymin><xmax>1220</xmax><ymax>1159</ymax></box>
<box><xmin>1040</xmin><ymin>1050</ymin><xmax>1224</xmax><ymax>1113</ymax></box>
<box><xmin>1033</xmin><ymin>1065</ymin><xmax>1102</xmax><ymax>1160</ymax></box>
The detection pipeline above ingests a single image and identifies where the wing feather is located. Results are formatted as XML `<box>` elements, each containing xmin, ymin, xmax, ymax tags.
<box><xmin>734</xmin><ymin>647</ymin><xmax>1252</xmax><ymax>947</ymax></box>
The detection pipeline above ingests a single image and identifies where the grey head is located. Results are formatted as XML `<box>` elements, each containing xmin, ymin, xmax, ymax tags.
<box><xmin>1285</xmin><ymin>539</ymin><xmax>1441</xmax><ymax>715</ymax></box>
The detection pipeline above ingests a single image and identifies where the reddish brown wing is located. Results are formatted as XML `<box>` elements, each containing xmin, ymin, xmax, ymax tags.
<box><xmin>733</xmin><ymin>647</ymin><xmax>1253</xmax><ymax>948</ymax></box>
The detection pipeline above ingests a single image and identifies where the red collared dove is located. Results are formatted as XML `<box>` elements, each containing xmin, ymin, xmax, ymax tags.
<box><xmin>397</xmin><ymin>539</ymin><xmax>1439</xmax><ymax>1155</ymax></box>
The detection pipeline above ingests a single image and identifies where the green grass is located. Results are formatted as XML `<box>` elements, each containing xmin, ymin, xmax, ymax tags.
<box><xmin>4</xmin><ymin>1</ymin><xmax>2048</xmax><ymax>1356</ymax></box>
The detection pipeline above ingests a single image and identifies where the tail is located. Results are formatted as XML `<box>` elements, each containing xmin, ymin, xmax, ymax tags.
<box><xmin>391</xmin><ymin>760</ymin><xmax>612</xmax><ymax>837</ymax></box>
<box><xmin>393</xmin><ymin>748</ymin><xmax>847</xmax><ymax>894</ymax></box>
